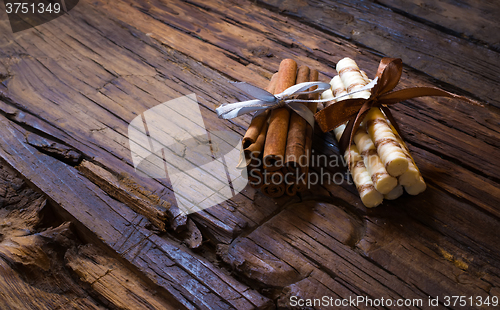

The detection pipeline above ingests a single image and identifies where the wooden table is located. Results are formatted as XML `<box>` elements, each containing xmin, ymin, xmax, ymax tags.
<box><xmin>0</xmin><ymin>0</ymin><xmax>499</xmax><ymax>309</ymax></box>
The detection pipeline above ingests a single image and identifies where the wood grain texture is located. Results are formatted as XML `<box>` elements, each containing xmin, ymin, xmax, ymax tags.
<box><xmin>0</xmin><ymin>0</ymin><xmax>498</xmax><ymax>308</ymax></box>
<box><xmin>0</xmin><ymin>115</ymin><xmax>272</xmax><ymax>309</ymax></box>
<box><xmin>77</xmin><ymin>160</ymin><xmax>170</xmax><ymax>232</ymax></box>
<box><xmin>84</xmin><ymin>0</ymin><xmax>500</xmax><ymax>180</ymax></box>
<box><xmin>0</xmin><ymin>160</ymin><xmax>182</xmax><ymax>310</ymax></box>
<box><xmin>256</xmin><ymin>0</ymin><xmax>500</xmax><ymax>107</ymax></box>
<box><xmin>0</xmin><ymin>162</ymin><xmax>99</xmax><ymax>310</ymax></box>
<box><xmin>65</xmin><ymin>244</ymin><xmax>182</xmax><ymax>310</ymax></box>
<box><xmin>0</xmin><ymin>0</ymin><xmax>285</xmax><ymax>245</ymax></box>
<box><xmin>372</xmin><ymin>0</ymin><xmax>500</xmax><ymax>51</ymax></box>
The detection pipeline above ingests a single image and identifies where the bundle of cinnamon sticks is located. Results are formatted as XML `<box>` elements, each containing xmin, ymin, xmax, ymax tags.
<box><xmin>321</xmin><ymin>57</ymin><xmax>426</xmax><ymax>208</ymax></box>
<box><xmin>242</xmin><ymin>59</ymin><xmax>318</xmax><ymax>198</ymax></box>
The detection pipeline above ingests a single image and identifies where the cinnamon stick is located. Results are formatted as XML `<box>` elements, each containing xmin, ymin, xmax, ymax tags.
<box><xmin>262</xmin><ymin>183</ymin><xmax>286</xmax><ymax>198</ymax></box>
<box><xmin>241</xmin><ymin>74</ymin><xmax>276</xmax><ymax>179</ymax></box>
<box><xmin>247</xmin><ymin>163</ymin><xmax>263</xmax><ymax>189</ymax></box>
<box><xmin>286</xmin><ymin>183</ymin><xmax>298</xmax><ymax>196</ymax></box>
<box><xmin>304</xmin><ymin>69</ymin><xmax>320</xmax><ymax>157</ymax></box>
<box><xmin>261</xmin><ymin>170</ymin><xmax>286</xmax><ymax>197</ymax></box>
<box><xmin>263</xmin><ymin>59</ymin><xmax>298</xmax><ymax>171</ymax></box>
<box><xmin>297</xmin><ymin>69</ymin><xmax>320</xmax><ymax>191</ymax></box>
<box><xmin>262</xmin><ymin>183</ymin><xmax>286</xmax><ymax>197</ymax></box>
<box><xmin>244</xmin><ymin>121</ymin><xmax>269</xmax><ymax>162</ymax></box>
<box><xmin>307</xmin><ymin>69</ymin><xmax>320</xmax><ymax>109</ymax></box>
<box><xmin>242</xmin><ymin>74</ymin><xmax>278</xmax><ymax>149</ymax></box>
<box><xmin>284</xmin><ymin>65</ymin><xmax>310</xmax><ymax>171</ymax></box>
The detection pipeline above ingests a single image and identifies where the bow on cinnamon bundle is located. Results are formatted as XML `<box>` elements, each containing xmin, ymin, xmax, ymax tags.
<box><xmin>315</xmin><ymin>57</ymin><xmax>480</xmax><ymax>208</ymax></box>
<box><xmin>217</xmin><ymin>59</ymin><xmax>332</xmax><ymax>198</ymax></box>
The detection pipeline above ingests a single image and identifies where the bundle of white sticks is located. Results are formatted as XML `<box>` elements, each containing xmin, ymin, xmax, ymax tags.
<box><xmin>321</xmin><ymin>57</ymin><xmax>426</xmax><ymax>208</ymax></box>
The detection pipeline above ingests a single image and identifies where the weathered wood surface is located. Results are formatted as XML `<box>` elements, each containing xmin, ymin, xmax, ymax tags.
<box><xmin>257</xmin><ymin>0</ymin><xmax>500</xmax><ymax>107</ymax></box>
<box><xmin>0</xmin><ymin>0</ymin><xmax>499</xmax><ymax>309</ymax></box>
<box><xmin>0</xmin><ymin>161</ymin><xmax>184</xmax><ymax>309</ymax></box>
<box><xmin>372</xmin><ymin>0</ymin><xmax>500</xmax><ymax>51</ymax></box>
<box><xmin>0</xmin><ymin>115</ymin><xmax>272</xmax><ymax>309</ymax></box>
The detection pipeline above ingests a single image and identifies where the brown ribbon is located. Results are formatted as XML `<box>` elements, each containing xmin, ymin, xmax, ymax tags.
<box><xmin>314</xmin><ymin>57</ymin><xmax>482</xmax><ymax>154</ymax></box>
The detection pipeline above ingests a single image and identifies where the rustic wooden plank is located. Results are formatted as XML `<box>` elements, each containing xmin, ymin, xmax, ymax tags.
<box><xmin>223</xmin><ymin>201</ymin><xmax>430</xmax><ymax>306</ymax></box>
<box><xmin>1</xmin><ymin>0</ymin><xmax>496</xmax><ymax>247</ymax></box>
<box><xmin>0</xmin><ymin>160</ymin><xmax>194</xmax><ymax>309</ymax></box>
<box><xmin>222</xmin><ymin>200</ymin><xmax>500</xmax><ymax>308</ymax></box>
<box><xmin>254</xmin><ymin>0</ymin><xmax>500</xmax><ymax>107</ymax></box>
<box><xmin>1</xmin><ymin>0</ymin><xmax>497</xmax><ymax>273</ymax></box>
<box><xmin>256</xmin><ymin>129</ymin><xmax>500</xmax><ymax>306</ymax></box>
<box><xmin>0</xmin><ymin>163</ymin><xmax>104</xmax><ymax>309</ymax></box>
<box><xmin>0</xmin><ymin>257</ymin><xmax>103</xmax><ymax>310</ymax></box>
<box><xmin>136</xmin><ymin>0</ymin><xmax>500</xmax><ymax>218</ymax></box>
<box><xmin>66</xmin><ymin>244</ymin><xmax>183</xmax><ymax>310</ymax></box>
<box><xmin>373</xmin><ymin>0</ymin><xmax>500</xmax><ymax>51</ymax></box>
<box><xmin>76</xmin><ymin>160</ymin><xmax>169</xmax><ymax>232</ymax></box>
<box><xmin>0</xmin><ymin>0</ymin><xmax>285</xmax><ymax>245</ymax></box>
<box><xmin>91</xmin><ymin>0</ymin><xmax>500</xmax><ymax>182</ymax></box>
<box><xmin>305</xmin><ymin>127</ymin><xmax>500</xmax><ymax>255</ymax></box>
<box><xmin>0</xmin><ymin>114</ymin><xmax>273</xmax><ymax>310</ymax></box>
<box><xmin>1</xmin><ymin>0</ymin><xmax>499</xmax><ymax>307</ymax></box>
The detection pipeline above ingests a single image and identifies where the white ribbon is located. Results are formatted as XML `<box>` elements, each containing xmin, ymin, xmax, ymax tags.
<box><xmin>216</xmin><ymin>77</ymin><xmax>379</xmax><ymax>128</ymax></box>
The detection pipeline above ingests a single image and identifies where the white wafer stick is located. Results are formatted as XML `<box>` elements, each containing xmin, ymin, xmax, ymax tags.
<box><xmin>327</xmin><ymin>75</ymin><xmax>383</xmax><ymax>208</ymax></box>
<box><xmin>353</xmin><ymin>126</ymin><xmax>398</xmax><ymax>194</ymax></box>
<box><xmin>386</xmin><ymin>122</ymin><xmax>427</xmax><ymax>195</ymax></box>
<box><xmin>384</xmin><ymin>185</ymin><xmax>404</xmax><ymax>200</ymax></box>
<box><xmin>336</xmin><ymin>58</ymin><xmax>409</xmax><ymax>177</ymax></box>
<box><xmin>334</xmin><ymin>125</ymin><xmax>383</xmax><ymax>208</ymax></box>
<box><xmin>364</xmin><ymin>108</ymin><xmax>409</xmax><ymax>177</ymax></box>
<box><xmin>336</xmin><ymin>59</ymin><xmax>398</xmax><ymax>194</ymax></box>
